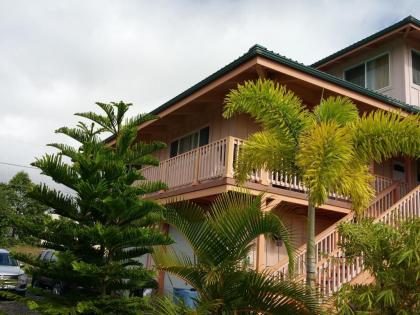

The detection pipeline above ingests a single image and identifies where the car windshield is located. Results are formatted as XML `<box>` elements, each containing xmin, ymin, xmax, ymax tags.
<box><xmin>0</xmin><ymin>253</ymin><xmax>18</xmax><ymax>266</ymax></box>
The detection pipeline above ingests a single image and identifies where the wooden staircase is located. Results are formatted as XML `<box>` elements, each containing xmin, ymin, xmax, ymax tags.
<box><xmin>268</xmin><ymin>177</ymin><xmax>420</xmax><ymax>297</ymax></box>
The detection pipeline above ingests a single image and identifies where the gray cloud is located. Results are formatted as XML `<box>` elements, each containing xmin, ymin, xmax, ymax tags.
<box><xmin>1</xmin><ymin>0</ymin><xmax>419</xmax><ymax>187</ymax></box>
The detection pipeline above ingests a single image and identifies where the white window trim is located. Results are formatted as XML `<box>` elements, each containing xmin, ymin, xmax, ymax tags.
<box><xmin>410</xmin><ymin>48</ymin><xmax>420</xmax><ymax>89</ymax></box>
<box><xmin>343</xmin><ymin>52</ymin><xmax>392</xmax><ymax>91</ymax></box>
<box><xmin>170</xmin><ymin>125</ymin><xmax>211</xmax><ymax>157</ymax></box>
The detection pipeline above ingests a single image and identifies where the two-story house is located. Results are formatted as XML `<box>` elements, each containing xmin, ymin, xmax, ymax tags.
<box><xmin>134</xmin><ymin>16</ymin><xmax>420</xmax><ymax>296</ymax></box>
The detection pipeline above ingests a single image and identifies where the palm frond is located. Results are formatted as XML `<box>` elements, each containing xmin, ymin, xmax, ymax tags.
<box><xmin>164</xmin><ymin>201</ymin><xmax>228</xmax><ymax>265</ymax></box>
<box><xmin>332</xmin><ymin>161</ymin><xmax>375</xmax><ymax>215</ymax></box>
<box><xmin>209</xmin><ymin>192</ymin><xmax>295</xmax><ymax>270</ymax></box>
<box><xmin>240</xmin><ymin>270</ymin><xmax>320</xmax><ymax>314</ymax></box>
<box><xmin>235</xmin><ymin>130</ymin><xmax>297</xmax><ymax>183</ymax></box>
<box><xmin>153</xmin><ymin>246</ymin><xmax>205</xmax><ymax>293</ymax></box>
<box><xmin>313</xmin><ymin>96</ymin><xmax>359</xmax><ymax>126</ymax></box>
<box><xmin>297</xmin><ymin>122</ymin><xmax>354</xmax><ymax>206</ymax></box>
<box><xmin>223</xmin><ymin>79</ymin><xmax>311</xmax><ymax>145</ymax></box>
<box><xmin>353</xmin><ymin>111</ymin><xmax>420</xmax><ymax>163</ymax></box>
<box><xmin>145</xmin><ymin>296</ymin><xmax>197</xmax><ymax>315</ymax></box>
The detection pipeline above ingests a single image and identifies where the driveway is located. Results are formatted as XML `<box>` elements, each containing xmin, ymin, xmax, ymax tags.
<box><xmin>0</xmin><ymin>291</ymin><xmax>40</xmax><ymax>315</ymax></box>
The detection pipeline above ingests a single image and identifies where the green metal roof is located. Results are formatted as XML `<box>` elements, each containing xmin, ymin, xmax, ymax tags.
<box><xmin>311</xmin><ymin>16</ymin><xmax>420</xmax><ymax>68</ymax></box>
<box><xmin>150</xmin><ymin>44</ymin><xmax>419</xmax><ymax>117</ymax></box>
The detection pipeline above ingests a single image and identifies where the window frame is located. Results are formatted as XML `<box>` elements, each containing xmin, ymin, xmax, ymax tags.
<box><xmin>169</xmin><ymin>125</ymin><xmax>210</xmax><ymax>158</ymax></box>
<box><xmin>410</xmin><ymin>48</ymin><xmax>420</xmax><ymax>88</ymax></box>
<box><xmin>343</xmin><ymin>52</ymin><xmax>391</xmax><ymax>91</ymax></box>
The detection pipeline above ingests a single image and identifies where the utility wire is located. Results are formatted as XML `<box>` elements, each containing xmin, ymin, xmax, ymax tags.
<box><xmin>0</xmin><ymin>161</ymin><xmax>38</xmax><ymax>170</ymax></box>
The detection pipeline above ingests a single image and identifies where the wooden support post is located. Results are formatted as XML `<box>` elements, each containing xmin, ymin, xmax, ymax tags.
<box><xmin>225</xmin><ymin>137</ymin><xmax>235</xmax><ymax>178</ymax></box>
<box><xmin>369</xmin><ymin>162</ymin><xmax>374</xmax><ymax>174</ymax></box>
<box><xmin>256</xmin><ymin>234</ymin><xmax>266</xmax><ymax>272</ymax></box>
<box><xmin>260</xmin><ymin>169</ymin><xmax>270</xmax><ymax>186</ymax></box>
<box><xmin>256</xmin><ymin>197</ymin><xmax>282</xmax><ymax>272</ymax></box>
<box><xmin>157</xmin><ymin>223</ymin><xmax>170</xmax><ymax>295</ymax></box>
<box><xmin>405</xmin><ymin>157</ymin><xmax>412</xmax><ymax>190</ymax></box>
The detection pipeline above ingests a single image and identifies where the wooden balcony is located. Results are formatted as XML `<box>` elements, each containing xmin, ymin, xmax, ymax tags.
<box><xmin>140</xmin><ymin>137</ymin><xmax>392</xmax><ymax>201</ymax></box>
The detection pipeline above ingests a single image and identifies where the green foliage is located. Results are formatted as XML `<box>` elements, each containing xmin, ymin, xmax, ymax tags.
<box><xmin>224</xmin><ymin>79</ymin><xmax>420</xmax><ymax>214</ymax></box>
<box><xmin>0</xmin><ymin>172</ymin><xmax>49</xmax><ymax>246</ymax></box>
<box><xmin>223</xmin><ymin>79</ymin><xmax>420</xmax><ymax>289</ymax></box>
<box><xmin>12</xmin><ymin>101</ymin><xmax>172</xmax><ymax>314</ymax></box>
<box><xmin>334</xmin><ymin>219</ymin><xmax>420</xmax><ymax>314</ymax></box>
<box><xmin>0</xmin><ymin>183</ymin><xmax>12</xmax><ymax>245</ymax></box>
<box><xmin>153</xmin><ymin>192</ymin><xmax>320</xmax><ymax>314</ymax></box>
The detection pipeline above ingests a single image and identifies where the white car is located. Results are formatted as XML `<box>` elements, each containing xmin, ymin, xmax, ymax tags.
<box><xmin>0</xmin><ymin>249</ymin><xmax>27</xmax><ymax>296</ymax></box>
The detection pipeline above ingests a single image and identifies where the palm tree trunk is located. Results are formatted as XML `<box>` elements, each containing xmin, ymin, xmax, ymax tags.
<box><xmin>305</xmin><ymin>202</ymin><xmax>316</xmax><ymax>290</ymax></box>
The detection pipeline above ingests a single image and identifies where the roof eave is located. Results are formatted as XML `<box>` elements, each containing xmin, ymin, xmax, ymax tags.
<box><xmin>311</xmin><ymin>16</ymin><xmax>420</xmax><ymax>68</ymax></box>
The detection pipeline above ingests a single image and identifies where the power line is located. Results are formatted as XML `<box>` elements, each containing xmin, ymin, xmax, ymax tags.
<box><xmin>0</xmin><ymin>161</ymin><xmax>38</xmax><ymax>170</ymax></box>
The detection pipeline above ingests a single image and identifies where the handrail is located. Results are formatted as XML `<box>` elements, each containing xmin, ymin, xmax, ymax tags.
<box><xmin>313</xmin><ymin>185</ymin><xmax>420</xmax><ymax>296</ymax></box>
<box><xmin>139</xmin><ymin>136</ymin><xmax>394</xmax><ymax>201</ymax></box>
<box><xmin>268</xmin><ymin>179</ymin><xmax>401</xmax><ymax>278</ymax></box>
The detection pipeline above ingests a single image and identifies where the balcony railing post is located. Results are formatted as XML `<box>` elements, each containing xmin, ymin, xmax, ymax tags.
<box><xmin>161</xmin><ymin>161</ymin><xmax>168</xmax><ymax>185</ymax></box>
<box><xmin>192</xmin><ymin>148</ymin><xmax>200</xmax><ymax>185</ymax></box>
<box><xmin>225</xmin><ymin>136</ymin><xmax>235</xmax><ymax>178</ymax></box>
<box><xmin>393</xmin><ymin>181</ymin><xmax>401</xmax><ymax>204</ymax></box>
<box><xmin>260</xmin><ymin>169</ymin><xmax>269</xmax><ymax>186</ymax></box>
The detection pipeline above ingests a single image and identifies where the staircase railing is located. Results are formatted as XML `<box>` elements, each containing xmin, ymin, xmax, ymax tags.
<box><xmin>268</xmin><ymin>178</ymin><xmax>401</xmax><ymax>280</ymax></box>
<box><xmin>314</xmin><ymin>185</ymin><xmax>420</xmax><ymax>296</ymax></box>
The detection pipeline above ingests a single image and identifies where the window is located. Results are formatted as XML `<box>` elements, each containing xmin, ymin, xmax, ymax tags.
<box><xmin>345</xmin><ymin>64</ymin><xmax>365</xmax><ymax>87</ymax></box>
<box><xmin>0</xmin><ymin>253</ymin><xmax>18</xmax><ymax>266</ymax></box>
<box><xmin>170</xmin><ymin>127</ymin><xmax>210</xmax><ymax>158</ymax></box>
<box><xmin>344</xmin><ymin>54</ymin><xmax>390</xmax><ymax>90</ymax></box>
<box><xmin>412</xmin><ymin>50</ymin><xmax>420</xmax><ymax>85</ymax></box>
<box><xmin>43</xmin><ymin>251</ymin><xmax>53</xmax><ymax>262</ymax></box>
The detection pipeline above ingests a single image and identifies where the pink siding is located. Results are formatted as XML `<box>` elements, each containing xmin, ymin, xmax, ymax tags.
<box><xmin>322</xmin><ymin>38</ymin><xmax>407</xmax><ymax>104</ymax></box>
<box><xmin>406</xmin><ymin>39</ymin><xmax>420</xmax><ymax>107</ymax></box>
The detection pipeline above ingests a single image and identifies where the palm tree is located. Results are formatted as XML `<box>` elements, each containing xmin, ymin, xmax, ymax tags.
<box><xmin>223</xmin><ymin>79</ymin><xmax>420</xmax><ymax>290</ymax></box>
<box><xmin>152</xmin><ymin>192</ymin><xmax>320</xmax><ymax>314</ymax></box>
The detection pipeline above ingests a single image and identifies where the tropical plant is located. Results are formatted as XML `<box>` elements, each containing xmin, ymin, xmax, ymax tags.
<box><xmin>334</xmin><ymin>218</ymin><xmax>420</xmax><ymax>314</ymax></box>
<box><xmin>0</xmin><ymin>172</ymin><xmax>50</xmax><ymax>246</ymax></box>
<box><xmin>223</xmin><ymin>79</ymin><xmax>420</xmax><ymax>290</ymax></box>
<box><xmin>10</xmin><ymin>102</ymin><xmax>172</xmax><ymax>314</ymax></box>
<box><xmin>152</xmin><ymin>192</ymin><xmax>320</xmax><ymax>314</ymax></box>
<box><xmin>0</xmin><ymin>183</ymin><xmax>12</xmax><ymax>245</ymax></box>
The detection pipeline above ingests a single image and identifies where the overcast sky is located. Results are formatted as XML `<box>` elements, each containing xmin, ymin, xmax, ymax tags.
<box><xmin>1</xmin><ymin>0</ymin><xmax>419</xmax><ymax>187</ymax></box>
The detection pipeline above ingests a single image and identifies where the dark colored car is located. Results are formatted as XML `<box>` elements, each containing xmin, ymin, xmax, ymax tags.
<box><xmin>31</xmin><ymin>249</ymin><xmax>65</xmax><ymax>295</ymax></box>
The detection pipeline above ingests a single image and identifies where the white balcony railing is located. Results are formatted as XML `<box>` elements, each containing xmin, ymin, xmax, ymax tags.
<box><xmin>139</xmin><ymin>136</ymin><xmax>393</xmax><ymax>200</ymax></box>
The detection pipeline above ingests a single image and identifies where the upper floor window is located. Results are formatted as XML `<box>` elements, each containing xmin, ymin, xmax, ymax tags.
<box><xmin>412</xmin><ymin>50</ymin><xmax>420</xmax><ymax>86</ymax></box>
<box><xmin>344</xmin><ymin>53</ymin><xmax>390</xmax><ymax>90</ymax></box>
<box><xmin>169</xmin><ymin>126</ymin><xmax>210</xmax><ymax>158</ymax></box>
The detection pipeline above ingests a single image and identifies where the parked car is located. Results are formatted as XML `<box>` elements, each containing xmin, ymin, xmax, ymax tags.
<box><xmin>0</xmin><ymin>249</ymin><xmax>28</xmax><ymax>296</ymax></box>
<box><xmin>31</xmin><ymin>249</ymin><xmax>65</xmax><ymax>295</ymax></box>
